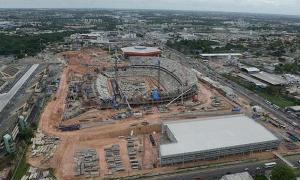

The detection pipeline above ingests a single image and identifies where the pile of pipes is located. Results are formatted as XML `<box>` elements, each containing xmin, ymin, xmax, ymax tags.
<box><xmin>31</xmin><ymin>130</ymin><xmax>59</xmax><ymax>162</ymax></box>
<box><xmin>126</xmin><ymin>136</ymin><xmax>140</xmax><ymax>170</ymax></box>
<box><xmin>105</xmin><ymin>144</ymin><xmax>125</xmax><ymax>173</ymax></box>
<box><xmin>74</xmin><ymin>149</ymin><xmax>100</xmax><ymax>178</ymax></box>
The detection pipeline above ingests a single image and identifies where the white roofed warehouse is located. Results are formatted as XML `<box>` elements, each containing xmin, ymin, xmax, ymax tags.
<box><xmin>159</xmin><ymin>114</ymin><xmax>280</xmax><ymax>165</ymax></box>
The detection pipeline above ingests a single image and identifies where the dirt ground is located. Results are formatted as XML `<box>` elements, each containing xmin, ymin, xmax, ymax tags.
<box><xmin>28</xmin><ymin>61</ymin><xmax>161</xmax><ymax>178</ymax></box>
<box><xmin>27</xmin><ymin>48</ymin><xmax>286</xmax><ymax>180</ymax></box>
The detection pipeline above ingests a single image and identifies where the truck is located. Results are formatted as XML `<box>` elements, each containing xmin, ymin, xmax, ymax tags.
<box><xmin>264</xmin><ymin>162</ymin><xmax>277</xmax><ymax>168</ymax></box>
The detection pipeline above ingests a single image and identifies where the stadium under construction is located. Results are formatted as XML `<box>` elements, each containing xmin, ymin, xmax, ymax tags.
<box><xmin>15</xmin><ymin>47</ymin><xmax>288</xmax><ymax>179</ymax></box>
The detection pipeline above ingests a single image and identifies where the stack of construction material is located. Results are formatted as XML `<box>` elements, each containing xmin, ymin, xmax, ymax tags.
<box><xmin>144</xmin><ymin>106</ymin><xmax>153</xmax><ymax>114</ymax></box>
<box><xmin>31</xmin><ymin>130</ymin><xmax>60</xmax><ymax>162</ymax></box>
<box><xmin>1</xmin><ymin>65</ymin><xmax>19</xmax><ymax>77</ymax></box>
<box><xmin>158</xmin><ymin>105</ymin><xmax>169</xmax><ymax>113</ymax></box>
<box><xmin>112</xmin><ymin>111</ymin><xmax>133</xmax><ymax>120</ymax></box>
<box><xmin>127</xmin><ymin>136</ymin><xmax>140</xmax><ymax>170</ymax></box>
<box><xmin>21</xmin><ymin>166</ymin><xmax>53</xmax><ymax>180</ymax></box>
<box><xmin>0</xmin><ymin>79</ymin><xmax>5</xmax><ymax>87</ymax></box>
<box><xmin>74</xmin><ymin>149</ymin><xmax>100</xmax><ymax>178</ymax></box>
<box><xmin>211</xmin><ymin>96</ymin><xmax>224</xmax><ymax>108</ymax></box>
<box><xmin>119</xmin><ymin>79</ymin><xmax>147</xmax><ymax>99</ymax></box>
<box><xmin>105</xmin><ymin>144</ymin><xmax>125</xmax><ymax>173</ymax></box>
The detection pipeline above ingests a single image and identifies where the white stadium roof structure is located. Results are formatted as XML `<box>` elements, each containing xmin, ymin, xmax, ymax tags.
<box><xmin>121</xmin><ymin>46</ymin><xmax>161</xmax><ymax>56</ymax></box>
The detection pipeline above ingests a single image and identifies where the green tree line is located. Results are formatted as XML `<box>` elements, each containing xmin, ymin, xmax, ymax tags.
<box><xmin>0</xmin><ymin>31</ymin><xmax>78</xmax><ymax>58</ymax></box>
<box><xmin>275</xmin><ymin>62</ymin><xmax>300</xmax><ymax>74</ymax></box>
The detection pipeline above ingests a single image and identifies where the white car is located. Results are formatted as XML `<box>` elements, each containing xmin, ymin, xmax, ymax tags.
<box><xmin>292</xmin><ymin>122</ymin><xmax>298</xmax><ymax>127</ymax></box>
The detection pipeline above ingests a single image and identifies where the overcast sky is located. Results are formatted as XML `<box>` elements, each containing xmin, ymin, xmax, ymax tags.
<box><xmin>1</xmin><ymin>0</ymin><xmax>299</xmax><ymax>16</ymax></box>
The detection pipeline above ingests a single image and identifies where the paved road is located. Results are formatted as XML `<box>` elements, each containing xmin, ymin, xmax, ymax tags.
<box><xmin>163</xmin><ymin>46</ymin><xmax>296</xmax><ymax>128</ymax></box>
<box><xmin>0</xmin><ymin>64</ymin><xmax>39</xmax><ymax>113</ymax></box>
<box><xmin>211</xmin><ymin>73</ymin><xmax>295</xmax><ymax>125</ymax></box>
<box><xmin>145</xmin><ymin>154</ymin><xmax>300</xmax><ymax>180</ymax></box>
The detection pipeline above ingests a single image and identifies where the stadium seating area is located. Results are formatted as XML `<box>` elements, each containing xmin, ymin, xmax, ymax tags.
<box><xmin>95</xmin><ymin>74</ymin><xmax>111</xmax><ymax>101</ymax></box>
<box><xmin>129</xmin><ymin>57</ymin><xmax>197</xmax><ymax>86</ymax></box>
<box><xmin>98</xmin><ymin>57</ymin><xmax>198</xmax><ymax>105</ymax></box>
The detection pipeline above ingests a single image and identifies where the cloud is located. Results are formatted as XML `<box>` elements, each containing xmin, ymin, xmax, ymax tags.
<box><xmin>0</xmin><ymin>0</ymin><xmax>299</xmax><ymax>15</ymax></box>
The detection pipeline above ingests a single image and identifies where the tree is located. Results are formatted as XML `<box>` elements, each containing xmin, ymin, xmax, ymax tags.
<box><xmin>271</xmin><ymin>164</ymin><xmax>296</xmax><ymax>180</ymax></box>
<box><xmin>254</xmin><ymin>175</ymin><xmax>268</xmax><ymax>180</ymax></box>
<box><xmin>275</xmin><ymin>62</ymin><xmax>300</xmax><ymax>74</ymax></box>
<box><xmin>19</xmin><ymin>127</ymin><xmax>34</xmax><ymax>144</ymax></box>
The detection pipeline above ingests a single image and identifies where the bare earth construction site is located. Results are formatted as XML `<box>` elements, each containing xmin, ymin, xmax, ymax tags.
<box><xmin>27</xmin><ymin>47</ymin><xmax>287</xmax><ymax>179</ymax></box>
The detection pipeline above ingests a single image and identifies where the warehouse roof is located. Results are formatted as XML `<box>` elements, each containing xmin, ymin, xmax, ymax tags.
<box><xmin>160</xmin><ymin>114</ymin><xmax>278</xmax><ymax>157</ymax></box>
<box><xmin>251</xmin><ymin>71</ymin><xmax>286</xmax><ymax>85</ymax></box>
<box><xmin>238</xmin><ymin>73</ymin><xmax>267</xmax><ymax>87</ymax></box>
<box><xmin>121</xmin><ymin>46</ymin><xmax>161</xmax><ymax>54</ymax></box>
<box><xmin>241</xmin><ymin>67</ymin><xmax>260</xmax><ymax>73</ymax></box>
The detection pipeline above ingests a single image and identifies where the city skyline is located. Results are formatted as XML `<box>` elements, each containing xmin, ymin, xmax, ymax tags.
<box><xmin>1</xmin><ymin>0</ymin><xmax>300</xmax><ymax>16</ymax></box>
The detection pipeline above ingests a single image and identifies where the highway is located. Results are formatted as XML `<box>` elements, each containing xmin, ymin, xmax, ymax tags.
<box><xmin>139</xmin><ymin>40</ymin><xmax>299</xmax><ymax>179</ymax></box>
<box><xmin>145</xmin><ymin>154</ymin><xmax>300</xmax><ymax>180</ymax></box>
<box><xmin>0</xmin><ymin>64</ymin><xmax>39</xmax><ymax>113</ymax></box>
<box><xmin>163</xmin><ymin>46</ymin><xmax>296</xmax><ymax>128</ymax></box>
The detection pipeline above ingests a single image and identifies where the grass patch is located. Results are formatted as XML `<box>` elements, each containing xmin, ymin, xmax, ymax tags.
<box><xmin>257</xmin><ymin>91</ymin><xmax>298</xmax><ymax>108</ymax></box>
<box><xmin>223</xmin><ymin>74</ymin><xmax>300</xmax><ymax>108</ymax></box>
<box><xmin>254</xmin><ymin>174</ymin><xmax>268</xmax><ymax>180</ymax></box>
<box><xmin>11</xmin><ymin>150</ymin><xmax>29</xmax><ymax>180</ymax></box>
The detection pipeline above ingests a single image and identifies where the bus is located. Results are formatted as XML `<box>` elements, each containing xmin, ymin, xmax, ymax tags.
<box><xmin>264</xmin><ymin>162</ymin><xmax>277</xmax><ymax>168</ymax></box>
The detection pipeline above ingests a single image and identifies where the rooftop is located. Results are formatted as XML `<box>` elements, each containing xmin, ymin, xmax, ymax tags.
<box><xmin>251</xmin><ymin>71</ymin><xmax>286</xmax><ymax>85</ymax></box>
<box><xmin>238</xmin><ymin>73</ymin><xmax>267</xmax><ymax>87</ymax></box>
<box><xmin>160</xmin><ymin>114</ymin><xmax>278</xmax><ymax>157</ymax></box>
<box><xmin>121</xmin><ymin>46</ymin><xmax>161</xmax><ymax>54</ymax></box>
<box><xmin>241</xmin><ymin>67</ymin><xmax>260</xmax><ymax>73</ymax></box>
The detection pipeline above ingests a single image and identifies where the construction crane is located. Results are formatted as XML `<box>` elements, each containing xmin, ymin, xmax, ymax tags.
<box><xmin>112</xmin><ymin>49</ymin><xmax>132</xmax><ymax>111</ymax></box>
<box><xmin>165</xmin><ymin>86</ymin><xmax>193</xmax><ymax>107</ymax></box>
